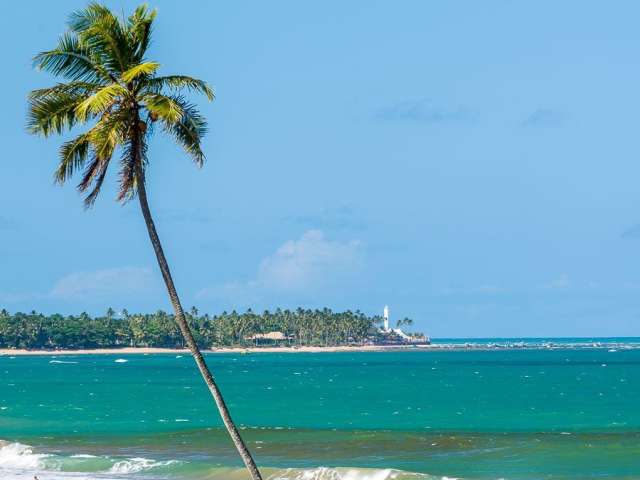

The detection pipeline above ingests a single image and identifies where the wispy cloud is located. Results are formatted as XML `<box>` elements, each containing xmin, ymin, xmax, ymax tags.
<box><xmin>257</xmin><ymin>230</ymin><xmax>362</xmax><ymax>291</ymax></box>
<box><xmin>50</xmin><ymin>267</ymin><xmax>156</xmax><ymax>299</ymax></box>
<box><xmin>374</xmin><ymin>98</ymin><xmax>475</xmax><ymax>124</ymax></box>
<box><xmin>0</xmin><ymin>266</ymin><xmax>158</xmax><ymax>305</ymax></box>
<box><xmin>197</xmin><ymin>230</ymin><xmax>364</xmax><ymax>301</ymax></box>
<box><xmin>521</xmin><ymin>108</ymin><xmax>563</xmax><ymax>127</ymax></box>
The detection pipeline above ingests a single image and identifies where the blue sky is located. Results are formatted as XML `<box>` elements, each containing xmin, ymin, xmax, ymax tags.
<box><xmin>2</xmin><ymin>1</ymin><xmax>640</xmax><ymax>337</ymax></box>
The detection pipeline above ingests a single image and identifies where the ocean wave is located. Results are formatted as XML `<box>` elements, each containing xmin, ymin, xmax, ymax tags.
<box><xmin>0</xmin><ymin>440</ymin><xmax>56</xmax><ymax>470</ymax></box>
<box><xmin>0</xmin><ymin>440</ymin><xmax>440</xmax><ymax>480</ymax></box>
<box><xmin>0</xmin><ymin>440</ymin><xmax>180</xmax><ymax>478</ymax></box>
<box><xmin>266</xmin><ymin>467</ymin><xmax>435</xmax><ymax>480</ymax></box>
<box><xmin>108</xmin><ymin>456</ymin><xmax>180</xmax><ymax>473</ymax></box>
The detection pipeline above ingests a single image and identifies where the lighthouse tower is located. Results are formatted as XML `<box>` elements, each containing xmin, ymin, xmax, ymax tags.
<box><xmin>383</xmin><ymin>305</ymin><xmax>390</xmax><ymax>331</ymax></box>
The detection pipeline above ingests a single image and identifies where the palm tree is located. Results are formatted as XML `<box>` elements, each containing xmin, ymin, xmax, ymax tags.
<box><xmin>27</xmin><ymin>4</ymin><xmax>262</xmax><ymax>479</ymax></box>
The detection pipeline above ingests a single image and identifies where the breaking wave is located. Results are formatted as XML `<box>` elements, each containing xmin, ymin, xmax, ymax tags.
<box><xmin>0</xmin><ymin>440</ymin><xmax>180</xmax><ymax>479</ymax></box>
<box><xmin>0</xmin><ymin>441</ymin><xmax>54</xmax><ymax>470</ymax></box>
<box><xmin>0</xmin><ymin>440</ymin><xmax>443</xmax><ymax>480</ymax></box>
<box><xmin>265</xmin><ymin>467</ymin><xmax>437</xmax><ymax>480</ymax></box>
<box><xmin>109</xmin><ymin>457</ymin><xmax>180</xmax><ymax>473</ymax></box>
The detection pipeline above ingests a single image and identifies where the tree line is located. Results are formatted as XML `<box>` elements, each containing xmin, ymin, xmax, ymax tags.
<box><xmin>0</xmin><ymin>308</ymin><xmax>418</xmax><ymax>350</ymax></box>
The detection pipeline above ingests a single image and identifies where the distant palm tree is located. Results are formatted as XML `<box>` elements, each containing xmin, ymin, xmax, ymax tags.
<box><xmin>27</xmin><ymin>4</ymin><xmax>262</xmax><ymax>479</ymax></box>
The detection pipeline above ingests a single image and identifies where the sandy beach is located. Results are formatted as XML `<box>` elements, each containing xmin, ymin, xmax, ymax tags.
<box><xmin>0</xmin><ymin>344</ymin><xmax>433</xmax><ymax>356</ymax></box>
<box><xmin>2</xmin><ymin>341</ymin><xmax>634</xmax><ymax>356</ymax></box>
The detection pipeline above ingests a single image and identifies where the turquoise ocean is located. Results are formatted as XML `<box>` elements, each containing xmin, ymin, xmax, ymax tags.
<box><xmin>1</xmin><ymin>339</ymin><xmax>640</xmax><ymax>479</ymax></box>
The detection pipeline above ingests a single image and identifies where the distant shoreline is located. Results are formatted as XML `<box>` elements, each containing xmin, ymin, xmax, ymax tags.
<box><xmin>0</xmin><ymin>345</ymin><xmax>434</xmax><ymax>356</ymax></box>
<box><xmin>1</xmin><ymin>340</ymin><xmax>638</xmax><ymax>356</ymax></box>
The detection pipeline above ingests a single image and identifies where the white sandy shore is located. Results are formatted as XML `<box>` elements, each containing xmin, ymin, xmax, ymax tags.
<box><xmin>0</xmin><ymin>345</ymin><xmax>435</xmax><ymax>356</ymax></box>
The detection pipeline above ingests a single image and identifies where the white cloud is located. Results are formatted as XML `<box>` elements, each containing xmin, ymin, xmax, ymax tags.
<box><xmin>50</xmin><ymin>267</ymin><xmax>155</xmax><ymax>299</ymax></box>
<box><xmin>257</xmin><ymin>230</ymin><xmax>362</xmax><ymax>291</ymax></box>
<box><xmin>197</xmin><ymin>230</ymin><xmax>363</xmax><ymax>301</ymax></box>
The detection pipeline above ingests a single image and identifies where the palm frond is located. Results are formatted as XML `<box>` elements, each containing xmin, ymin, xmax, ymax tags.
<box><xmin>145</xmin><ymin>75</ymin><xmax>214</xmax><ymax>101</ymax></box>
<box><xmin>28</xmin><ymin>91</ymin><xmax>87</xmax><ymax>136</ymax></box>
<box><xmin>68</xmin><ymin>2</ymin><xmax>114</xmax><ymax>33</ymax></box>
<box><xmin>117</xmin><ymin>138</ymin><xmax>147</xmax><ymax>202</ymax></box>
<box><xmin>161</xmin><ymin>97</ymin><xmax>207</xmax><ymax>166</ymax></box>
<box><xmin>127</xmin><ymin>5</ymin><xmax>156</xmax><ymax>62</ymax></box>
<box><xmin>75</xmin><ymin>83</ymin><xmax>127</xmax><ymax>121</ymax></box>
<box><xmin>30</xmin><ymin>3</ymin><xmax>211</xmax><ymax>208</ymax></box>
<box><xmin>121</xmin><ymin>61</ymin><xmax>160</xmax><ymax>83</ymax></box>
<box><xmin>79</xmin><ymin>111</ymin><xmax>129</xmax><ymax>205</ymax></box>
<box><xmin>55</xmin><ymin>133</ymin><xmax>91</xmax><ymax>183</ymax></box>
<box><xmin>143</xmin><ymin>93</ymin><xmax>183</xmax><ymax>123</ymax></box>
<box><xmin>89</xmin><ymin>110</ymin><xmax>126</xmax><ymax>160</ymax></box>
<box><xmin>29</xmin><ymin>81</ymin><xmax>103</xmax><ymax>100</ymax></box>
<box><xmin>78</xmin><ymin>153</ymin><xmax>107</xmax><ymax>193</ymax></box>
<box><xmin>69</xmin><ymin>2</ymin><xmax>131</xmax><ymax>74</ymax></box>
<box><xmin>33</xmin><ymin>32</ymin><xmax>113</xmax><ymax>83</ymax></box>
<box><xmin>82</xmin><ymin>158</ymin><xmax>110</xmax><ymax>207</ymax></box>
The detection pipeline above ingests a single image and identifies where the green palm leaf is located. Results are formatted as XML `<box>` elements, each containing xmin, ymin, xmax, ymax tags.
<box><xmin>127</xmin><ymin>5</ymin><xmax>156</xmax><ymax>62</ymax></box>
<box><xmin>29</xmin><ymin>3</ymin><xmax>214</xmax><ymax>200</ymax></box>
<box><xmin>56</xmin><ymin>133</ymin><xmax>91</xmax><ymax>183</ymax></box>
<box><xmin>161</xmin><ymin>97</ymin><xmax>207</xmax><ymax>166</ymax></box>
<box><xmin>28</xmin><ymin>91</ymin><xmax>88</xmax><ymax>136</ymax></box>
<box><xmin>29</xmin><ymin>81</ymin><xmax>103</xmax><ymax>99</ymax></box>
<box><xmin>143</xmin><ymin>93</ymin><xmax>184</xmax><ymax>123</ymax></box>
<box><xmin>146</xmin><ymin>75</ymin><xmax>214</xmax><ymax>101</ymax></box>
<box><xmin>75</xmin><ymin>83</ymin><xmax>127</xmax><ymax>121</ymax></box>
<box><xmin>69</xmin><ymin>2</ymin><xmax>131</xmax><ymax>73</ymax></box>
<box><xmin>121</xmin><ymin>61</ymin><xmax>160</xmax><ymax>83</ymax></box>
<box><xmin>34</xmin><ymin>32</ymin><xmax>115</xmax><ymax>84</ymax></box>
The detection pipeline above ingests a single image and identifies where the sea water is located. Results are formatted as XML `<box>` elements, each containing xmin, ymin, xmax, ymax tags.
<box><xmin>1</xmin><ymin>342</ymin><xmax>639</xmax><ymax>479</ymax></box>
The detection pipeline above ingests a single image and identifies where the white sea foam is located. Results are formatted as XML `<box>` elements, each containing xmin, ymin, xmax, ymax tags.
<box><xmin>0</xmin><ymin>441</ymin><xmax>55</xmax><ymax>470</ymax></box>
<box><xmin>114</xmin><ymin>358</ymin><xmax>128</xmax><ymax>363</ymax></box>
<box><xmin>268</xmin><ymin>467</ymin><xmax>434</xmax><ymax>480</ymax></box>
<box><xmin>0</xmin><ymin>441</ymin><xmax>183</xmax><ymax>479</ymax></box>
<box><xmin>108</xmin><ymin>456</ymin><xmax>179</xmax><ymax>473</ymax></box>
<box><xmin>0</xmin><ymin>441</ymin><xmax>432</xmax><ymax>480</ymax></box>
<box><xmin>50</xmin><ymin>360</ymin><xmax>79</xmax><ymax>364</ymax></box>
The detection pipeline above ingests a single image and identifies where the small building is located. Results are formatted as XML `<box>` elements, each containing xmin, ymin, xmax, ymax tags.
<box><xmin>245</xmin><ymin>331</ymin><xmax>292</xmax><ymax>346</ymax></box>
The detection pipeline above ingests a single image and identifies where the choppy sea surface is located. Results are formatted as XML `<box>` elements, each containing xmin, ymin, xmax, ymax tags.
<box><xmin>1</xmin><ymin>338</ymin><xmax>640</xmax><ymax>480</ymax></box>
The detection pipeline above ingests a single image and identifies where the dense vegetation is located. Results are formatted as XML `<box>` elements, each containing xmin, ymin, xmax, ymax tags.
<box><xmin>0</xmin><ymin>308</ymin><xmax>417</xmax><ymax>350</ymax></box>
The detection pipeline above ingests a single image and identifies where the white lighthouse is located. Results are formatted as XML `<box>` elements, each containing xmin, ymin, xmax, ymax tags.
<box><xmin>383</xmin><ymin>305</ymin><xmax>390</xmax><ymax>331</ymax></box>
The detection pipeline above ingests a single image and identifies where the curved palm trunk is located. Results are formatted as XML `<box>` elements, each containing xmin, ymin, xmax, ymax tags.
<box><xmin>136</xmin><ymin>172</ymin><xmax>263</xmax><ymax>480</ymax></box>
